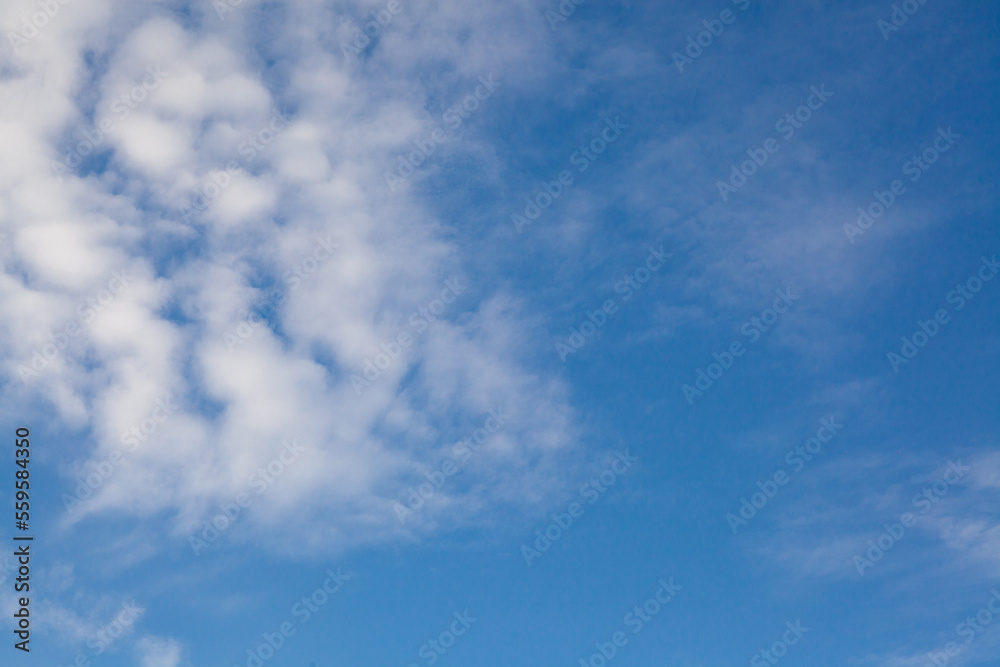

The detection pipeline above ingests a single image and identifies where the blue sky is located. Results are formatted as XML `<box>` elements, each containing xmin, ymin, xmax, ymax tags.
<box><xmin>1</xmin><ymin>0</ymin><xmax>999</xmax><ymax>665</ymax></box>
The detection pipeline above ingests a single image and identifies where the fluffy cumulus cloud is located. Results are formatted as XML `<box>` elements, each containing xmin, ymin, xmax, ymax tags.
<box><xmin>0</xmin><ymin>0</ymin><xmax>575</xmax><ymax>553</ymax></box>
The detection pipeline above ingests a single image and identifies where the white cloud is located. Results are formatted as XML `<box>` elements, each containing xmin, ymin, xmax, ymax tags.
<box><xmin>136</xmin><ymin>635</ymin><xmax>184</xmax><ymax>667</ymax></box>
<box><xmin>0</xmin><ymin>0</ymin><xmax>578</xmax><ymax>556</ymax></box>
